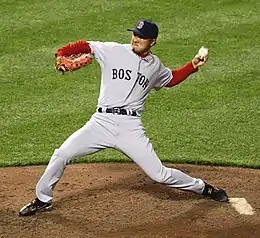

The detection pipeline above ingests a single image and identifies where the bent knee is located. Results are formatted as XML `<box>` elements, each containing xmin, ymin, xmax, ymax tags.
<box><xmin>149</xmin><ymin>174</ymin><xmax>165</xmax><ymax>183</ymax></box>
<box><xmin>148</xmin><ymin>169</ymin><xmax>167</xmax><ymax>184</ymax></box>
<box><xmin>50</xmin><ymin>148</ymin><xmax>73</xmax><ymax>164</ymax></box>
<box><xmin>147</xmin><ymin>166</ymin><xmax>175</xmax><ymax>184</ymax></box>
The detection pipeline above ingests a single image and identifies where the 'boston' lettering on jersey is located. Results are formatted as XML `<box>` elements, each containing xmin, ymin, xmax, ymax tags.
<box><xmin>137</xmin><ymin>72</ymin><xmax>149</xmax><ymax>90</ymax></box>
<box><xmin>112</xmin><ymin>68</ymin><xmax>132</xmax><ymax>80</ymax></box>
<box><xmin>112</xmin><ymin>69</ymin><xmax>149</xmax><ymax>90</ymax></box>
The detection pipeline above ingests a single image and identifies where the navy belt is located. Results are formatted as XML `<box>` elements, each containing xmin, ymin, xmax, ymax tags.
<box><xmin>98</xmin><ymin>107</ymin><xmax>137</xmax><ymax>116</ymax></box>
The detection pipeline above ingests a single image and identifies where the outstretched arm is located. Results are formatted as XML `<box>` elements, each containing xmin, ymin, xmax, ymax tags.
<box><xmin>165</xmin><ymin>54</ymin><xmax>208</xmax><ymax>88</ymax></box>
<box><xmin>55</xmin><ymin>40</ymin><xmax>92</xmax><ymax>57</ymax></box>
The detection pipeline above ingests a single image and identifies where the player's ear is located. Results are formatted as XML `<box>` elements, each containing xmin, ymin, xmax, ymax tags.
<box><xmin>150</xmin><ymin>39</ymin><xmax>156</xmax><ymax>47</ymax></box>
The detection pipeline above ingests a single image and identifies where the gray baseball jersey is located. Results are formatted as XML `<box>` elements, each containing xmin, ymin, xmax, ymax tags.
<box><xmin>35</xmin><ymin>41</ymin><xmax>205</xmax><ymax>203</ymax></box>
<box><xmin>89</xmin><ymin>41</ymin><xmax>172</xmax><ymax>114</ymax></box>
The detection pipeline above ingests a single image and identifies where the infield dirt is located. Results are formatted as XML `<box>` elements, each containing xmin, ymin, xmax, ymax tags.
<box><xmin>0</xmin><ymin>163</ymin><xmax>259</xmax><ymax>238</ymax></box>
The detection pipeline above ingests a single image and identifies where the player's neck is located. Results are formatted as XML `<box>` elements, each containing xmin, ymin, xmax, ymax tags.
<box><xmin>138</xmin><ymin>52</ymin><xmax>149</xmax><ymax>58</ymax></box>
<box><xmin>132</xmin><ymin>47</ymin><xmax>151</xmax><ymax>58</ymax></box>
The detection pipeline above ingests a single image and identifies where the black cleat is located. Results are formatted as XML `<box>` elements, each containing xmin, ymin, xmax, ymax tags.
<box><xmin>19</xmin><ymin>198</ymin><xmax>52</xmax><ymax>216</ymax></box>
<box><xmin>202</xmin><ymin>183</ymin><xmax>229</xmax><ymax>202</ymax></box>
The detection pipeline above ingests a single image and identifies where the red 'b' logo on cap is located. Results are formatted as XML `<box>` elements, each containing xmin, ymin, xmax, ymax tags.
<box><xmin>136</xmin><ymin>21</ymin><xmax>144</xmax><ymax>29</ymax></box>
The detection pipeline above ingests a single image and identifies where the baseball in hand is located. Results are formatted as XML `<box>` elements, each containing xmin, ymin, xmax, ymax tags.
<box><xmin>198</xmin><ymin>47</ymin><xmax>208</xmax><ymax>60</ymax></box>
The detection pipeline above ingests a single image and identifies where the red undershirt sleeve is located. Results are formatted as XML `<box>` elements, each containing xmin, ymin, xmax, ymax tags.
<box><xmin>55</xmin><ymin>40</ymin><xmax>92</xmax><ymax>57</ymax></box>
<box><xmin>165</xmin><ymin>61</ymin><xmax>198</xmax><ymax>87</ymax></box>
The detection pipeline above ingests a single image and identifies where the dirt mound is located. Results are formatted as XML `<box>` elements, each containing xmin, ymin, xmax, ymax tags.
<box><xmin>0</xmin><ymin>163</ymin><xmax>259</xmax><ymax>238</ymax></box>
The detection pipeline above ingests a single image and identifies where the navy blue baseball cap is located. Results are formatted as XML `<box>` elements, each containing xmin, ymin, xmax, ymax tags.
<box><xmin>127</xmin><ymin>20</ymin><xmax>159</xmax><ymax>39</ymax></box>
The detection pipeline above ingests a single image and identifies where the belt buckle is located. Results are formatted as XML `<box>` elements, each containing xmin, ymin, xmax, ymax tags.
<box><xmin>113</xmin><ymin>108</ymin><xmax>120</xmax><ymax>114</ymax></box>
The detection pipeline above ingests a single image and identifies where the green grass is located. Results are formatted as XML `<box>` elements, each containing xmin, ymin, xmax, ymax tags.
<box><xmin>1</xmin><ymin>0</ymin><xmax>260</xmax><ymax>168</ymax></box>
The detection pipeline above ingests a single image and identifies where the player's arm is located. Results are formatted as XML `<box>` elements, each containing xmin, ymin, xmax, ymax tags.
<box><xmin>55</xmin><ymin>40</ymin><xmax>92</xmax><ymax>56</ymax></box>
<box><xmin>165</xmin><ymin>52</ymin><xmax>208</xmax><ymax>88</ymax></box>
<box><xmin>166</xmin><ymin>61</ymin><xmax>197</xmax><ymax>87</ymax></box>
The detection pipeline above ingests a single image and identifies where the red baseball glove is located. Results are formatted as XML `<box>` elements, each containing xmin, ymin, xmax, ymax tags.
<box><xmin>55</xmin><ymin>53</ymin><xmax>93</xmax><ymax>73</ymax></box>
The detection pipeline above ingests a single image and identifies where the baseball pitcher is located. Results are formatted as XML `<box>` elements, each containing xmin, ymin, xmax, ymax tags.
<box><xmin>19</xmin><ymin>20</ymin><xmax>228</xmax><ymax>216</ymax></box>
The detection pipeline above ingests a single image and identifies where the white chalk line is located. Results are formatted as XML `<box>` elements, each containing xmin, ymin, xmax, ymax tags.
<box><xmin>229</xmin><ymin>198</ymin><xmax>255</xmax><ymax>215</ymax></box>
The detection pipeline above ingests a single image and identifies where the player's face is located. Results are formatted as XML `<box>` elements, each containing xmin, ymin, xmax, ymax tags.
<box><xmin>131</xmin><ymin>33</ymin><xmax>156</xmax><ymax>55</ymax></box>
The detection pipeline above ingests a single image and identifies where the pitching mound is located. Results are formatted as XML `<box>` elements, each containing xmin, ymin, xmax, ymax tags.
<box><xmin>0</xmin><ymin>163</ymin><xmax>260</xmax><ymax>238</ymax></box>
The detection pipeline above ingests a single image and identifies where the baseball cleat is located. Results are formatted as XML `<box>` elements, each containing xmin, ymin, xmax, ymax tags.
<box><xmin>19</xmin><ymin>197</ymin><xmax>52</xmax><ymax>216</ymax></box>
<box><xmin>202</xmin><ymin>183</ymin><xmax>228</xmax><ymax>202</ymax></box>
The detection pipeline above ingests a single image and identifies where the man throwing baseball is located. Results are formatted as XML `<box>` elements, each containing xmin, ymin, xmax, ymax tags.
<box><xmin>19</xmin><ymin>20</ymin><xmax>228</xmax><ymax>216</ymax></box>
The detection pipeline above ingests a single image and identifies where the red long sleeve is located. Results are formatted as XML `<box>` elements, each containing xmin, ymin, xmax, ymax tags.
<box><xmin>55</xmin><ymin>40</ymin><xmax>91</xmax><ymax>56</ymax></box>
<box><xmin>166</xmin><ymin>62</ymin><xmax>198</xmax><ymax>87</ymax></box>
